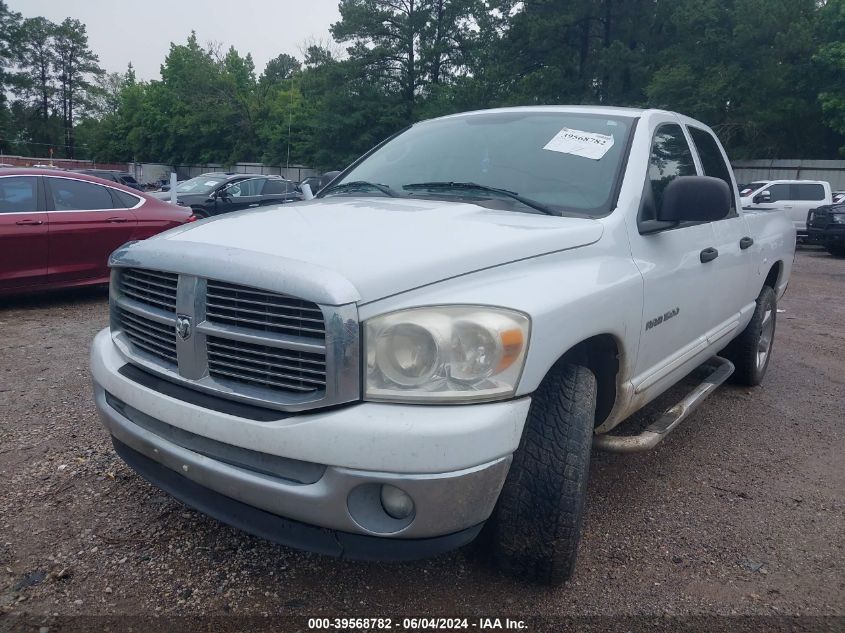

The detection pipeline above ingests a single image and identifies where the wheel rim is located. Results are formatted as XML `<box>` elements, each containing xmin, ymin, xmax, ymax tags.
<box><xmin>756</xmin><ymin>307</ymin><xmax>774</xmax><ymax>370</ymax></box>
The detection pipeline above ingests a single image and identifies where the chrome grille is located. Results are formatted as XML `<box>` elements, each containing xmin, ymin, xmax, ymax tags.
<box><xmin>207</xmin><ymin>336</ymin><xmax>326</xmax><ymax>393</ymax></box>
<box><xmin>116</xmin><ymin>308</ymin><xmax>177</xmax><ymax>364</ymax></box>
<box><xmin>110</xmin><ymin>266</ymin><xmax>359</xmax><ymax>412</ymax></box>
<box><xmin>119</xmin><ymin>269</ymin><xmax>177</xmax><ymax>313</ymax></box>
<box><xmin>206</xmin><ymin>280</ymin><xmax>325</xmax><ymax>338</ymax></box>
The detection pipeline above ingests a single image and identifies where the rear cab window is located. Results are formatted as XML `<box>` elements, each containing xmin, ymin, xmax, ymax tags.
<box><xmin>687</xmin><ymin>126</ymin><xmax>736</xmax><ymax>212</ymax></box>
<box><xmin>792</xmin><ymin>183</ymin><xmax>825</xmax><ymax>201</ymax></box>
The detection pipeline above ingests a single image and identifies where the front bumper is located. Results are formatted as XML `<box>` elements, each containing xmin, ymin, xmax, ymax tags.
<box><xmin>807</xmin><ymin>224</ymin><xmax>845</xmax><ymax>246</ymax></box>
<box><xmin>91</xmin><ymin>329</ymin><xmax>529</xmax><ymax>557</ymax></box>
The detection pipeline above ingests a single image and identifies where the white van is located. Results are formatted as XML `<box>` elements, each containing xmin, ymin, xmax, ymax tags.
<box><xmin>742</xmin><ymin>180</ymin><xmax>832</xmax><ymax>235</ymax></box>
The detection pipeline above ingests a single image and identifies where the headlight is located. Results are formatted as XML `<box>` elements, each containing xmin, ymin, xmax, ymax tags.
<box><xmin>364</xmin><ymin>306</ymin><xmax>530</xmax><ymax>403</ymax></box>
<box><xmin>831</xmin><ymin>213</ymin><xmax>845</xmax><ymax>224</ymax></box>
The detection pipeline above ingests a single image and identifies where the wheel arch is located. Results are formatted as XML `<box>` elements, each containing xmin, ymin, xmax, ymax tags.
<box><xmin>550</xmin><ymin>333</ymin><xmax>621</xmax><ymax>428</ymax></box>
<box><xmin>763</xmin><ymin>261</ymin><xmax>782</xmax><ymax>292</ymax></box>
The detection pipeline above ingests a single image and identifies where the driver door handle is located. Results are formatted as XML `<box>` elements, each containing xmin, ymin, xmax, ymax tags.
<box><xmin>700</xmin><ymin>247</ymin><xmax>719</xmax><ymax>263</ymax></box>
<box><xmin>106</xmin><ymin>217</ymin><xmax>128</xmax><ymax>223</ymax></box>
<box><xmin>740</xmin><ymin>236</ymin><xmax>754</xmax><ymax>249</ymax></box>
<box><xmin>15</xmin><ymin>219</ymin><xmax>44</xmax><ymax>225</ymax></box>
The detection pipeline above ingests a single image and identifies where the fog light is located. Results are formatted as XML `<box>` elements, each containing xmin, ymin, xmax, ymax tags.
<box><xmin>380</xmin><ymin>484</ymin><xmax>414</xmax><ymax>519</ymax></box>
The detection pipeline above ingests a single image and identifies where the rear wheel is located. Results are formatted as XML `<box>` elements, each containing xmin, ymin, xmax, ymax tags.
<box><xmin>826</xmin><ymin>244</ymin><xmax>845</xmax><ymax>257</ymax></box>
<box><xmin>192</xmin><ymin>208</ymin><xmax>210</xmax><ymax>219</ymax></box>
<box><xmin>487</xmin><ymin>363</ymin><xmax>596</xmax><ymax>585</ymax></box>
<box><xmin>723</xmin><ymin>285</ymin><xmax>776</xmax><ymax>386</ymax></box>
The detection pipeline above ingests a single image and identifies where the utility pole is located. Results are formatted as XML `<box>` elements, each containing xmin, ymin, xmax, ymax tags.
<box><xmin>285</xmin><ymin>94</ymin><xmax>292</xmax><ymax>177</ymax></box>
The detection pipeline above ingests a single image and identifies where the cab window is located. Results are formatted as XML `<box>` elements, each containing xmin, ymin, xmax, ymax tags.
<box><xmin>792</xmin><ymin>183</ymin><xmax>825</xmax><ymax>201</ymax></box>
<box><xmin>688</xmin><ymin>126</ymin><xmax>735</xmax><ymax>211</ymax></box>
<box><xmin>646</xmin><ymin>124</ymin><xmax>696</xmax><ymax>217</ymax></box>
<box><xmin>761</xmin><ymin>183</ymin><xmax>790</xmax><ymax>202</ymax></box>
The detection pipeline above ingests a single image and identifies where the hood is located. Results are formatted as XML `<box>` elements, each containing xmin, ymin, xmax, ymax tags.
<box><xmin>120</xmin><ymin>197</ymin><xmax>604</xmax><ymax>304</ymax></box>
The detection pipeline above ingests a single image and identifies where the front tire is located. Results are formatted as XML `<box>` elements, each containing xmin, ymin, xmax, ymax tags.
<box><xmin>723</xmin><ymin>285</ymin><xmax>777</xmax><ymax>386</ymax></box>
<box><xmin>487</xmin><ymin>363</ymin><xmax>596</xmax><ymax>585</ymax></box>
<box><xmin>826</xmin><ymin>244</ymin><xmax>845</xmax><ymax>258</ymax></box>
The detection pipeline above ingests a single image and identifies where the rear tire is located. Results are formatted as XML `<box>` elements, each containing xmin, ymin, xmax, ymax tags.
<box><xmin>826</xmin><ymin>244</ymin><xmax>845</xmax><ymax>257</ymax></box>
<box><xmin>192</xmin><ymin>208</ymin><xmax>209</xmax><ymax>219</ymax></box>
<box><xmin>723</xmin><ymin>285</ymin><xmax>776</xmax><ymax>386</ymax></box>
<box><xmin>487</xmin><ymin>363</ymin><xmax>596</xmax><ymax>585</ymax></box>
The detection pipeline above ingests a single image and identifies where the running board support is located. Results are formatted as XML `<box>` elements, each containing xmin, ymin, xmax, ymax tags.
<box><xmin>594</xmin><ymin>356</ymin><xmax>735</xmax><ymax>453</ymax></box>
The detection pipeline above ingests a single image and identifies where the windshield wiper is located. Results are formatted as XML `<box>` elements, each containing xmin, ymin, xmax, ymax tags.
<box><xmin>321</xmin><ymin>180</ymin><xmax>402</xmax><ymax>198</ymax></box>
<box><xmin>402</xmin><ymin>181</ymin><xmax>557</xmax><ymax>216</ymax></box>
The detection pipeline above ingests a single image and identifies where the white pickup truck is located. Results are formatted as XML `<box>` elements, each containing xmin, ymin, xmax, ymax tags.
<box><xmin>91</xmin><ymin>106</ymin><xmax>795</xmax><ymax>584</ymax></box>
<box><xmin>740</xmin><ymin>179</ymin><xmax>832</xmax><ymax>236</ymax></box>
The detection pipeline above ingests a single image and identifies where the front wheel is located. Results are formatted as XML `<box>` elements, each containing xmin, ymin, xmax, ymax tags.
<box><xmin>486</xmin><ymin>363</ymin><xmax>596</xmax><ymax>585</ymax></box>
<box><xmin>723</xmin><ymin>285</ymin><xmax>777</xmax><ymax>386</ymax></box>
<box><xmin>826</xmin><ymin>244</ymin><xmax>845</xmax><ymax>258</ymax></box>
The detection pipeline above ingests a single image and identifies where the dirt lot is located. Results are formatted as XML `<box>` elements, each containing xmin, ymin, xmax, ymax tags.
<box><xmin>1</xmin><ymin>248</ymin><xmax>843</xmax><ymax>629</ymax></box>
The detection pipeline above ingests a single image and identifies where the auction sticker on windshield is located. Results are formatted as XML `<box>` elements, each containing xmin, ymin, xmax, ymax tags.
<box><xmin>543</xmin><ymin>127</ymin><xmax>614</xmax><ymax>160</ymax></box>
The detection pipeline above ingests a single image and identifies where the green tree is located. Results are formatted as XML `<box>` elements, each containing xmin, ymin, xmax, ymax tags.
<box><xmin>53</xmin><ymin>18</ymin><xmax>103</xmax><ymax>157</ymax></box>
<box><xmin>815</xmin><ymin>0</ymin><xmax>845</xmax><ymax>152</ymax></box>
<box><xmin>15</xmin><ymin>15</ymin><xmax>58</xmax><ymax>150</ymax></box>
<box><xmin>0</xmin><ymin>1</ymin><xmax>22</xmax><ymax>152</ymax></box>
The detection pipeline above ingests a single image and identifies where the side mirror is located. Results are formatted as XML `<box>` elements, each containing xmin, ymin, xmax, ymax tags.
<box><xmin>753</xmin><ymin>190</ymin><xmax>771</xmax><ymax>204</ymax></box>
<box><xmin>658</xmin><ymin>176</ymin><xmax>731</xmax><ymax>224</ymax></box>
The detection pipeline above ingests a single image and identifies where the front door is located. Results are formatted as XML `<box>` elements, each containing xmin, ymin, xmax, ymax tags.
<box><xmin>625</xmin><ymin>120</ymin><xmax>721</xmax><ymax>392</ymax></box>
<box><xmin>0</xmin><ymin>175</ymin><xmax>48</xmax><ymax>291</ymax></box>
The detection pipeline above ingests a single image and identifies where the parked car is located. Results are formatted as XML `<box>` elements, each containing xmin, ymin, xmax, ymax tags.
<box><xmin>91</xmin><ymin>106</ymin><xmax>794</xmax><ymax>585</ymax></box>
<box><xmin>151</xmin><ymin>173</ymin><xmax>300</xmax><ymax>217</ymax></box>
<box><xmin>742</xmin><ymin>179</ymin><xmax>832</xmax><ymax>237</ymax></box>
<box><xmin>0</xmin><ymin>168</ymin><xmax>193</xmax><ymax>296</ymax></box>
<box><xmin>807</xmin><ymin>199</ymin><xmax>845</xmax><ymax>256</ymax></box>
<box><xmin>73</xmin><ymin>169</ymin><xmax>145</xmax><ymax>192</ymax></box>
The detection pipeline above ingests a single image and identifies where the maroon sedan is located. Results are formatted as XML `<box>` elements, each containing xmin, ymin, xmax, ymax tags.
<box><xmin>0</xmin><ymin>169</ymin><xmax>194</xmax><ymax>297</ymax></box>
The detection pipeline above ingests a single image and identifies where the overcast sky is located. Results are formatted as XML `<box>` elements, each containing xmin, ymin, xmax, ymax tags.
<box><xmin>9</xmin><ymin>0</ymin><xmax>342</xmax><ymax>80</ymax></box>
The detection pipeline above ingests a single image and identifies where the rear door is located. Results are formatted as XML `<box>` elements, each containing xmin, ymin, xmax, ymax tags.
<box><xmin>0</xmin><ymin>175</ymin><xmax>48</xmax><ymax>291</ymax></box>
<box><xmin>686</xmin><ymin>125</ymin><xmax>755</xmax><ymax>344</ymax></box>
<box><xmin>44</xmin><ymin>176</ymin><xmax>138</xmax><ymax>284</ymax></box>
<box><xmin>790</xmin><ymin>183</ymin><xmax>827</xmax><ymax>233</ymax></box>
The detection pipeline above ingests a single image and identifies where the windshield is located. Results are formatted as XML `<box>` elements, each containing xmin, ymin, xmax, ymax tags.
<box><xmin>175</xmin><ymin>175</ymin><xmax>226</xmax><ymax>194</ymax></box>
<box><xmin>326</xmin><ymin>111</ymin><xmax>634</xmax><ymax>216</ymax></box>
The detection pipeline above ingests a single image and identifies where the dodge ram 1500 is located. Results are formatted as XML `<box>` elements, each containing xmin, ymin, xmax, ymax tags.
<box><xmin>91</xmin><ymin>106</ymin><xmax>795</xmax><ymax>584</ymax></box>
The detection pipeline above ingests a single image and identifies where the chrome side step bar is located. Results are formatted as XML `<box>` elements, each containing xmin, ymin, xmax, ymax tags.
<box><xmin>594</xmin><ymin>356</ymin><xmax>735</xmax><ymax>453</ymax></box>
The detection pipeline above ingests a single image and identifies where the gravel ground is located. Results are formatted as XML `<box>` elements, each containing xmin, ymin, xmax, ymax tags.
<box><xmin>0</xmin><ymin>248</ymin><xmax>843</xmax><ymax>630</ymax></box>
